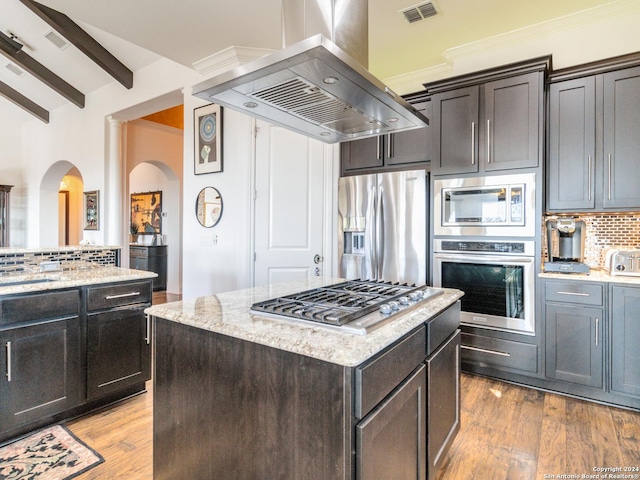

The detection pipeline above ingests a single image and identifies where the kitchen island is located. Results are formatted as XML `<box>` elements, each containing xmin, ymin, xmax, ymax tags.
<box><xmin>146</xmin><ymin>278</ymin><xmax>463</xmax><ymax>480</ymax></box>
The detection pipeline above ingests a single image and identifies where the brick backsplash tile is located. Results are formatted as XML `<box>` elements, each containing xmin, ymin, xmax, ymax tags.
<box><xmin>544</xmin><ymin>214</ymin><xmax>640</xmax><ymax>268</ymax></box>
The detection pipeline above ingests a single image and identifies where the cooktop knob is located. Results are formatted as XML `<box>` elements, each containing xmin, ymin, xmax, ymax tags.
<box><xmin>408</xmin><ymin>292</ymin><xmax>420</xmax><ymax>301</ymax></box>
<box><xmin>388</xmin><ymin>301</ymin><xmax>399</xmax><ymax>311</ymax></box>
<box><xmin>398</xmin><ymin>296</ymin><xmax>410</xmax><ymax>305</ymax></box>
<box><xmin>379</xmin><ymin>304</ymin><xmax>392</xmax><ymax>314</ymax></box>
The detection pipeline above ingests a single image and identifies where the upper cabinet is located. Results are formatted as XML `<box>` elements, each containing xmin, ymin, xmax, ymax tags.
<box><xmin>547</xmin><ymin>53</ymin><xmax>640</xmax><ymax>212</ymax></box>
<box><xmin>425</xmin><ymin>57</ymin><xmax>548</xmax><ymax>176</ymax></box>
<box><xmin>340</xmin><ymin>101</ymin><xmax>430</xmax><ymax>176</ymax></box>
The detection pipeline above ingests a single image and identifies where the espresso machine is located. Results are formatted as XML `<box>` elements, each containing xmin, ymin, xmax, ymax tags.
<box><xmin>544</xmin><ymin>217</ymin><xmax>590</xmax><ymax>274</ymax></box>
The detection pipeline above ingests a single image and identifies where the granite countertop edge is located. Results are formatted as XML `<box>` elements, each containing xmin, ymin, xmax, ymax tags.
<box><xmin>145</xmin><ymin>277</ymin><xmax>463</xmax><ymax>367</ymax></box>
<box><xmin>539</xmin><ymin>269</ymin><xmax>640</xmax><ymax>284</ymax></box>
<box><xmin>0</xmin><ymin>267</ymin><xmax>157</xmax><ymax>295</ymax></box>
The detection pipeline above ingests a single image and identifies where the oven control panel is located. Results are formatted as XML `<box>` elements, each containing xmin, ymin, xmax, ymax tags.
<box><xmin>436</xmin><ymin>240</ymin><xmax>535</xmax><ymax>256</ymax></box>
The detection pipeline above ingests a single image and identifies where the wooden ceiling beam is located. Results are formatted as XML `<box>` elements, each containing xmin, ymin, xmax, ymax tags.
<box><xmin>0</xmin><ymin>31</ymin><xmax>85</xmax><ymax>108</ymax></box>
<box><xmin>0</xmin><ymin>80</ymin><xmax>49</xmax><ymax>123</ymax></box>
<box><xmin>19</xmin><ymin>0</ymin><xmax>133</xmax><ymax>89</ymax></box>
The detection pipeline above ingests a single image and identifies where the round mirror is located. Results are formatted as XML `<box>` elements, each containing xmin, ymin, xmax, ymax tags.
<box><xmin>195</xmin><ymin>187</ymin><xmax>223</xmax><ymax>227</ymax></box>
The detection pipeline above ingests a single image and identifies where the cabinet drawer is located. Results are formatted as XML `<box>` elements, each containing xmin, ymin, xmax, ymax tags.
<box><xmin>426</xmin><ymin>301</ymin><xmax>460</xmax><ymax>356</ymax></box>
<box><xmin>86</xmin><ymin>281</ymin><xmax>151</xmax><ymax>311</ymax></box>
<box><xmin>545</xmin><ymin>281</ymin><xmax>603</xmax><ymax>306</ymax></box>
<box><xmin>0</xmin><ymin>290</ymin><xmax>79</xmax><ymax>326</ymax></box>
<box><xmin>461</xmin><ymin>333</ymin><xmax>538</xmax><ymax>373</ymax></box>
<box><xmin>355</xmin><ymin>325</ymin><xmax>426</xmax><ymax>419</ymax></box>
<box><xmin>129</xmin><ymin>247</ymin><xmax>148</xmax><ymax>258</ymax></box>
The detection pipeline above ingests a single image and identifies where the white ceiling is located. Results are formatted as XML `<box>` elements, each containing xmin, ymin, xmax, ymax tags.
<box><xmin>0</xmin><ymin>0</ymin><xmax>627</xmax><ymax>126</ymax></box>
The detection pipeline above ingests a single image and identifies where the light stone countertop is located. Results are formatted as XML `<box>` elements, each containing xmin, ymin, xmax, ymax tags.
<box><xmin>0</xmin><ymin>266</ymin><xmax>157</xmax><ymax>295</ymax></box>
<box><xmin>0</xmin><ymin>245</ymin><xmax>121</xmax><ymax>254</ymax></box>
<box><xmin>539</xmin><ymin>269</ymin><xmax>640</xmax><ymax>285</ymax></box>
<box><xmin>145</xmin><ymin>277</ymin><xmax>463</xmax><ymax>367</ymax></box>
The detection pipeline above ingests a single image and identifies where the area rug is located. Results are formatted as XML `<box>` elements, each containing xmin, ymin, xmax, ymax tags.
<box><xmin>0</xmin><ymin>424</ymin><xmax>104</xmax><ymax>479</ymax></box>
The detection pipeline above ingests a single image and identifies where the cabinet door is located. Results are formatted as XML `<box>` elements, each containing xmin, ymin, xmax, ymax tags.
<box><xmin>611</xmin><ymin>286</ymin><xmax>640</xmax><ymax>397</ymax></box>
<box><xmin>483</xmin><ymin>72</ymin><xmax>540</xmax><ymax>171</ymax></box>
<box><xmin>356</xmin><ymin>365</ymin><xmax>426</xmax><ymax>480</ymax></box>
<box><xmin>427</xmin><ymin>331</ymin><xmax>460</xmax><ymax>480</ymax></box>
<box><xmin>431</xmin><ymin>86</ymin><xmax>479</xmax><ymax>175</ymax></box>
<box><xmin>87</xmin><ymin>307</ymin><xmax>151</xmax><ymax>400</ymax></box>
<box><xmin>603</xmin><ymin>66</ymin><xmax>640</xmax><ymax>208</ymax></box>
<box><xmin>545</xmin><ymin>304</ymin><xmax>603</xmax><ymax>388</ymax></box>
<box><xmin>341</xmin><ymin>137</ymin><xmax>384</xmax><ymax>174</ymax></box>
<box><xmin>547</xmin><ymin>77</ymin><xmax>596</xmax><ymax>210</ymax></box>
<box><xmin>385</xmin><ymin>130</ymin><xmax>429</xmax><ymax>166</ymax></box>
<box><xmin>0</xmin><ymin>318</ymin><xmax>82</xmax><ymax>430</ymax></box>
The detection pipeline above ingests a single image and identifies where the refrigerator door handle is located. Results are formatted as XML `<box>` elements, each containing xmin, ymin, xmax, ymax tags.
<box><xmin>376</xmin><ymin>183</ymin><xmax>384</xmax><ymax>280</ymax></box>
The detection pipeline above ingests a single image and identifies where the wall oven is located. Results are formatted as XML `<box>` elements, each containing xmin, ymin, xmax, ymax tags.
<box><xmin>433</xmin><ymin>173</ymin><xmax>536</xmax><ymax>237</ymax></box>
<box><xmin>433</xmin><ymin>239</ymin><xmax>535</xmax><ymax>335</ymax></box>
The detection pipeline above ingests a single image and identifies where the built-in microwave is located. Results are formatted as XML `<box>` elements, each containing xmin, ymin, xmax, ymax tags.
<box><xmin>433</xmin><ymin>173</ymin><xmax>536</xmax><ymax>237</ymax></box>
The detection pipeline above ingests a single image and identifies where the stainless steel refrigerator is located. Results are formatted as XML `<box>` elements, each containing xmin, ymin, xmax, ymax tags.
<box><xmin>338</xmin><ymin>170</ymin><xmax>427</xmax><ymax>285</ymax></box>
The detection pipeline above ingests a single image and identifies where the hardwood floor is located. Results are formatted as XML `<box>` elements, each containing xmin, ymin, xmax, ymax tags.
<box><xmin>437</xmin><ymin>374</ymin><xmax>640</xmax><ymax>480</ymax></box>
<box><xmin>63</xmin><ymin>293</ymin><xmax>640</xmax><ymax>479</ymax></box>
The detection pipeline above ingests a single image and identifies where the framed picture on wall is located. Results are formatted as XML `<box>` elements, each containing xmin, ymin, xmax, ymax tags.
<box><xmin>130</xmin><ymin>191</ymin><xmax>162</xmax><ymax>235</ymax></box>
<box><xmin>194</xmin><ymin>104</ymin><xmax>223</xmax><ymax>175</ymax></box>
<box><xmin>83</xmin><ymin>190</ymin><xmax>99</xmax><ymax>230</ymax></box>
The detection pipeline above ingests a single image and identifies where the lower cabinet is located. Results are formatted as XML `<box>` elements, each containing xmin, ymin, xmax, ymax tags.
<box><xmin>87</xmin><ymin>306</ymin><xmax>151</xmax><ymax>400</ymax></box>
<box><xmin>154</xmin><ymin>302</ymin><xmax>461</xmax><ymax>480</ymax></box>
<box><xmin>86</xmin><ymin>281</ymin><xmax>152</xmax><ymax>400</ymax></box>
<box><xmin>544</xmin><ymin>280</ymin><xmax>604</xmax><ymax>389</ymax></box>
<box><xmin>545</xmin><ymin>304</ymin><xmax>603</xmax><ymax>388</ymax></box>
<box><xmin>0</xmin><ymin>279</ymin><xmax>153</xmax><ymax>443</ymax></box>
<box><xmin>611</xmin><ymin>285</ymin><xmax>640</xmax><ymax>397</ymax></box>
<box><xmin>0</xmin><ymin>317</ymin><xmax>82</xmax><ymax>431</ymax></box>
<box><xmin>356</xmin><ymin>365</ymin><xmax>427</xmax><ymax>480</ymax></box>
<box><xmin>427</xmin><ymin>331</ymin><xmax>460</xmax><ymax>480</ymax></box>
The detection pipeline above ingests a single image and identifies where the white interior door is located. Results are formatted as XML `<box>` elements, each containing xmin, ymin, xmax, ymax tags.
<box><xmin>254</xmin><ymin>122</ymin><xmax>326</xmax><ymax>287</ymax></box>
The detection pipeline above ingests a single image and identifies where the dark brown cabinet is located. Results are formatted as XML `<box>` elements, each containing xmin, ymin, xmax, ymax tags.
<box><xmin>0</xmin><ymin>290</ymin><xmax>82</xmax><ymax>435</ymax></box>
<box><xmin>544</xmin><ymin>280</ymin><xmax>604</xmax><ymax>389</ymax></box>
<box><xmin>154</xmin><ymin>301</ymin><xmax>461</xmax><ymax>480</ymax></box>
<box><xmin>130</xmin><ymin>245</ymin><xmax>167</xmax><ymax>290</ymax></box>
<box><xmin>86</xmin><ymin>282</ymin><xmax>152</xmax><ymax>400</ymax></box>
<box><xmin>0</xmin><ymin>185</ymin><xmax>11</xmax><ymax>247</ymax></box>
<box><xmin>611</xmin><ymin>285</ymin><xmax>640</xmax><ymax>398</ymax></box>
<box><xmin>430</xmin><ymin>71</ymin><xmax>542</xmax><ymax>175</ymax></box>
<box><xmin>548</xmin><ymin>56</ymin><xmax>640</xmax><ymax>211</ymax></box>
<box><xmin>0</xmin><ymin>279</ymin><xmax>153</xmax><ymax>443</ymax></box>
<box><xmin>340</xmin><ymin>101</ymin><xmax>430</xmax><ymax>176</ymax></box>
<box><xmin>356</xmin><ymin>365</ymin><xmax>427</xmax><ymax>480</ymax></box>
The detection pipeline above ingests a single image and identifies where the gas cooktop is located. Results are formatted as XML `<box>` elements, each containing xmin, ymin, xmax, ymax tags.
<box><xmin>250</xmin><ymin>280</ymin><xmax>443</xmax><ymax>335</ymax></box>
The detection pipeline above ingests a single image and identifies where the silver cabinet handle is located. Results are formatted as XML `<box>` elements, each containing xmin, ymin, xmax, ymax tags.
<box><xmin>486</xmin><ymin>119</ymin><xmax>491</xmax><ymax>163</ymax></box>
<box><xmin>557</xmin><ymin>291</ymin><xmax>589</xmax><ymax>297</ymax></box>
<box><xmin>6</xmin><ymin>341</ymin><xmax>11</xmax><ymax>382</ymax></box>
<box><xmin>376</xmin><ymin>136</ymin><xmax>382</xmax><ymax>160</ymax></box>
<box><xmin>387</xmin><ymin>134</ymin><xmax>394</xmax><ymax>158</ymax></box>
<box><xmin>608</xmin><ymin>153</ymin><xmax>612</xmax><ymax>200</ymax></box>
<box><xmin>588</xmin><ymin>155</ymin><xmax>592</xmax><ymax>201</ymax></box>
<box><xmin>461</xmin><ymin>344</ymin><xmax>510</xmax><ymax>357</ymax></box>
<box><xmin>595</xmin><ymin>318</ymin><xmax>599</xmax><ymax>346</ymax></box>
<box><xmin>145</xmin><ymin>314</ymin><xmax>151</xmax><ymax>345</ymax></box>
<box><xmin>471</xmin><ymin>122</ymin><xmax>476</xmax><ymax>165</ymax></box>
<box><xmin>105</xmin><ymin>291</ymin><xmax>140</xmax><ymax>300</ymax></box>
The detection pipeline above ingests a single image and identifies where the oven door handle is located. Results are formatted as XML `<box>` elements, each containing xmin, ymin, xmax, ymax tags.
<box><xmin>433</xmin><ymin>253</ymin><xmax>534</xmax><ymax>265</ymax></box>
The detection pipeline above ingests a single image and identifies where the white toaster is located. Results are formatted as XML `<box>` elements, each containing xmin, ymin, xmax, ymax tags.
<box><xmin>606</xmin><ymin>248</ymin><xmax>640</xmax><ymax>276</ymax></box>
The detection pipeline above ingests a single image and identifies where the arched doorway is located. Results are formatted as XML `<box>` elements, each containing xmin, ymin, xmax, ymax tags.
<box><xmin>40</xmin><ymin>161</ymin><xmax>84</xmax><ymax>247</ymax></box>
<box><xmin>129</xmin><ymin>160</ymin><xmax>181</xmax><ymax>294</ymax></box>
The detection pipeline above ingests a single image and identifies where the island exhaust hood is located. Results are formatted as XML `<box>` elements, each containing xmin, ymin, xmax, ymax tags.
<box><xmin>192</xmin><ymin>0</ymin><xmax>428</xmax><ymax>144</ymax></box>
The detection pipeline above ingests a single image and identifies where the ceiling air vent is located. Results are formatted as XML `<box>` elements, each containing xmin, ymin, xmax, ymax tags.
<box><xmin>44</xmin><ymin>30</ymin><xmax>70</xmax><ymax>50</ymax></box>
<box><xmin>400</xmin><ymin>1</ymin><xmax>438</xmax><ymax>24</ymax></box>
<box><xmin>5</xmin><ymin>62</ymin><xmax>25</xmax><ymax>77</ymax></box>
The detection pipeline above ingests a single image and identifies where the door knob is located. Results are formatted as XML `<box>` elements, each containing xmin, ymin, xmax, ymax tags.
<box><xmin>314</xmin><ymin>254</ymin><xmax>323</xmax><ymax>264</ymax></box>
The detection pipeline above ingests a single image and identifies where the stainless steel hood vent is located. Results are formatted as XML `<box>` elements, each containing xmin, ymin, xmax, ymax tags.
<box><xmin>192</xmin><ymin>0</ymin><xmax>428</xmax><ymax>144</ymax></box>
